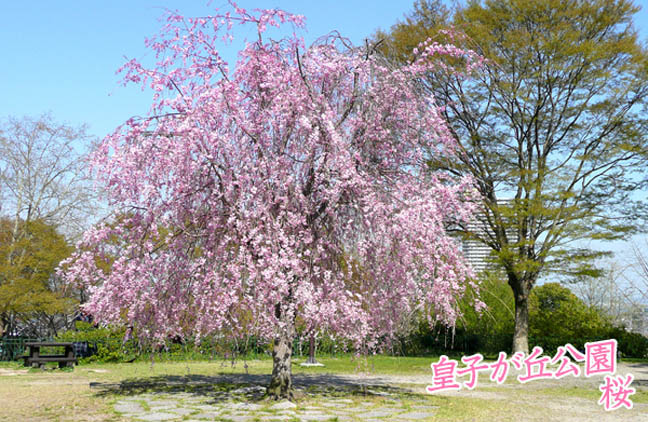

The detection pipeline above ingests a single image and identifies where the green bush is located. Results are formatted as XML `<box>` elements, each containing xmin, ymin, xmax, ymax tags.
<box><xmin>458</xmin><ymin>271</ymin><xmax>515</xmax><ymax>354</ymax></box>
<box><xmin>529</xmin><ymin>283</ymin><xmax>608</xmax><ymax>342</ymax></box>
<box><xmin>55</xmin><ymin>322</ymin><xmax>278</xmax><ymax>363</ymax></box>
<box><xmin>606</xmin><ymin>326</ymin><xmax>648</xmax><ymax>358</ymax></box>
<box><xmin>56</xmin><ymin>321</ymin><xmax>125</xmax><ymax>344</ymax></box>
<box><xmin>398</xmin><ymin>275</ymin><xmax>648</xmax><ymax>359</ymax></box>
<box><xmin>397</xmin><ymin>271</ymin><xmax>515</xmax><ymax>356</ymax></box>
<box><xmin>55</xmin><ymin>321</ymin><xmax>132</xmax><ymax>363</ymax></box>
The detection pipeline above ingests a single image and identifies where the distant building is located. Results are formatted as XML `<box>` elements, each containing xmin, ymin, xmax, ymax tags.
<box><xmin>460</xmin><ymin>199</ymin><xmax>513</xmax><ymax>274</ymax></box>
<box><xmin>461</xmin><ymin>218</ymin><xmax>495</xmax><ymax>273</ymax></box>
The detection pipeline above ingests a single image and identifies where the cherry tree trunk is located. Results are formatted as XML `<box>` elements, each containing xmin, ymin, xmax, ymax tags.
<box><xmin>267</xmin><ymin>313</ymin><xmax>295</xmax><ymax>400</ymax></box>
<box><xmin>305</xmin><ymin>334</ymin><xmax>319</xmax><ymax>364</ymax></box>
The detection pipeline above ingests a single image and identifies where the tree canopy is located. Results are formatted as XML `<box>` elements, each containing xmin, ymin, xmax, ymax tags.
<box><xmin>62</xmin><ymin>3</ymin><xmax>482</xmax><ymax>398</ymax></box>
<box><xmin>377</xmin><ymin>0</ymin><xmax>648</xmax><ymax>353</ymax></box>
<box><xmin>0</xmin><ymin>218</ymin><xmax>74</xmax><ymax>337</ymax></box>
<box><xmin>529</xmin><ymin>282</ymin><xmax>607</xmax><ymax>341</ymax></box>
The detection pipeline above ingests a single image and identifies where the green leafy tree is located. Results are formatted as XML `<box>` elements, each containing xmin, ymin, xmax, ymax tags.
<box><xmin>459</xmin><ymin>271</ymin><xmax>514</xmax><ymax>336</ymax></box>
<box><xmin>529</xmin><ymin>282</ymin><xmax>607</xmax><ymax>342</ymax></box>
<box><xmin>0</xmin><ymin>218</ymin><xmax>75</xmax><ymax>337</ymax></box>
<box><xmin>378</xmin><ymin>0</ymin><xmax>648</xmax><ymax>352</ymax></box>
<box><xmin>443</xmin><ymin>271</ymin><xmax>514</xmax><ymax>355</ymax></box>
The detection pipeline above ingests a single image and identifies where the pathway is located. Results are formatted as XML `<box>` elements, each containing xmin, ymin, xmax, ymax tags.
<box><xmin>108</xmin><ymin>362</ymin><xmax>648</xmax><ymax>421</ymax></box>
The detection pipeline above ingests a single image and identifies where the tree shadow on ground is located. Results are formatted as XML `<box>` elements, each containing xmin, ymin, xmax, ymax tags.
<box><xmin>624</xmin><ymin>362</ymin><xmax>648</xmax><ymax>387</ymax></box>
<box><xmin>90</xmin><ymin>372</ymin><xmax>419</xmax><ymax>403</ymax></box>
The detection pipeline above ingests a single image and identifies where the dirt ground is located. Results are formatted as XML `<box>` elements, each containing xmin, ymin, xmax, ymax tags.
<box><xmin>343</xmin><ymin>361</ymin><xmax>648</xmax><ymax>421</ymax></box>
<box><xmin>0</xmin><ymin>361</ymin><xmax>646</xmax><ymax>421</ymax></box>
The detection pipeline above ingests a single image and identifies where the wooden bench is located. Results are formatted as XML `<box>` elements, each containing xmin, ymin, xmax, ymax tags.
<box><xmin>21</xmin><ymin>342</ymin><xmax>77</xmax><ymax>369</ymax></box>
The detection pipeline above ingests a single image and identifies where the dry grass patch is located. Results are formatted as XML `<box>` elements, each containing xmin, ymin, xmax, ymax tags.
<box><xmin>0</xmin><ymin>370</ymin><xmax>123</xmax><ymax>421</ymax></box>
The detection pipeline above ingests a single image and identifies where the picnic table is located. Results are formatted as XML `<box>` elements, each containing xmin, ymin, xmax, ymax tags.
<box><xmin>21</xmin><ymin>342</ymin><xmax>77</xmax><ymax>369</ymax></box>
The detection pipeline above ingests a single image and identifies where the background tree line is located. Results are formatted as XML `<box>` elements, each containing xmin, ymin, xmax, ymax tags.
<box><xmin>0</xmin><ymin>114</ymin><xmax>96</xmax><ymax>338</ymax></box>
<box><xmin>399</xmin><ymin>271</ymin><xmax>648</xmax><ymax>358</ymax></box>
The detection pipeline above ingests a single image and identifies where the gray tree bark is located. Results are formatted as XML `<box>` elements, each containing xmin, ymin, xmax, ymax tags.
<box><xmin>509</xmin><ymin>273</ymin><xmax>532</xmax><ymax>354</ymax></box>
<box><xmin>267</xmin><ymin>303</ymin><xmax>296</xmax><ymax>400</ymax></box>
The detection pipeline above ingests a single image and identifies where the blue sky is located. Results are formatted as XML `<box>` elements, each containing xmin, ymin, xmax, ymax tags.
<box><xmin>2</xmin><ymin>1</ymin><xmax>647</xmax><ymax>140</ymax></box>
<box><xmin>0</xmin><ymin>1</ymin><xmax>418</xmax><ymax>140</ymax></box>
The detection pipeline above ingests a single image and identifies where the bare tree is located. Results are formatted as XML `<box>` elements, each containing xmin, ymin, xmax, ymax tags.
<box><xmin>627</xmin><ymin>238</ymin><xmax>648</xmax><ymax>306</ymax></box>
<box><xmin>571</xmin><ymin>261</ymin><xmax>634</xmax><ymax>326</ymax></box>
<box><xmin>570</xmin><ymin>248</ymin><xmax>648</xmax><ymax>336</ymax></box>
<box><xmin>0</xmin><ymin>114</ymin><xmax>95</xmax><ymax>238</ymax></box>
<box><xmin>0</xmin><ymin>114</ymin><xmax>96</xmax><ymax>337</ymax></box>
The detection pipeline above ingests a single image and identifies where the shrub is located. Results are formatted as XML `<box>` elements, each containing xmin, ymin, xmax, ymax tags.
<box><xmin>55</xmin><ymin>321</ymin><xmax>131</xmax><ymax>363</ymax></box>
<box><xmin>606</xmin><ymin>326</ymin><xmax>648</xmax><ymax>358</ymax></box>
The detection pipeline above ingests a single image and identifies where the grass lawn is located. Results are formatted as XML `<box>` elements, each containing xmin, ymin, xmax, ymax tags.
<box><xmin>0</xmin><ymin>354</ymin><xmax>646</xmax><ymax>421</ymax></box>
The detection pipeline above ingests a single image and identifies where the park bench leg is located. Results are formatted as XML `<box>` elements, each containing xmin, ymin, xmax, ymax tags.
<box><xmin>64</xmin><ymin>345</ymin><xmax>75</xmax><ymax>368</ymax></box>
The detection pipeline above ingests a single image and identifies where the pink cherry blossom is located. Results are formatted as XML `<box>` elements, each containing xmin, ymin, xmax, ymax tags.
<box><xmin>61</xmin><ymin>1</ymin><xmax>482</xmax><ymax>397</ymax></box>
